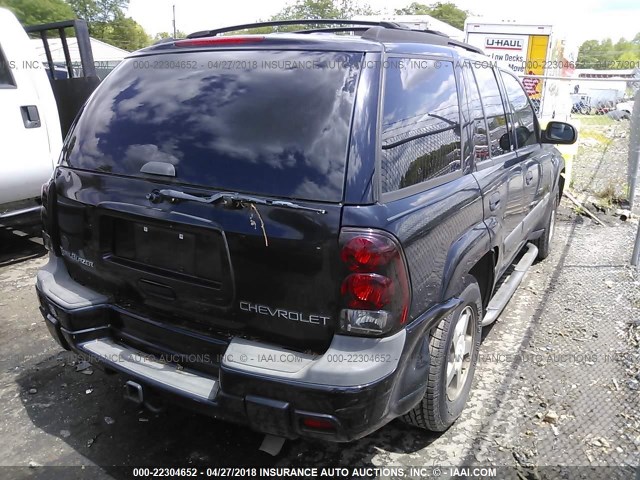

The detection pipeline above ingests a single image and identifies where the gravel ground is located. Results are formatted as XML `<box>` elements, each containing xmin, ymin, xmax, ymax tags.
<box><xmin>0</xmin><ymin>124</ymin><xmax>639</xmax><ymax>478</ymax></box>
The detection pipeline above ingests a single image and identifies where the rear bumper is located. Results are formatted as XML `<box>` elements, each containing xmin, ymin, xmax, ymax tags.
<box><xmin>36</xmin><ymin>254</ymin><xmax>458</xmax><ymax>441</ymax></box>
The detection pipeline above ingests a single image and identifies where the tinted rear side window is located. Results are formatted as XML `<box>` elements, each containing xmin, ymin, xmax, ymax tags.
<box><xmin>472</xmin><ymin>65</ymin><xmax>509</xmax><ymax>157</ymax></box>
<box><xmin>501</xmin><ymin>71</ymin><xmax>538</xmax><ymax>148</ymax></box>
<box><xmin>61</xmin><ymin>50</ymin><xmax>362</xmax><ymax>202</ymax></box>
<box><xmin>380</xmin><ymin>59</ymin><xmax>461</xmax><ymax>192</ymax></box>
<box><xmin>460</xmin><ymin>63</ymin><xmax>489</xmax><ymax>163</ymax></box>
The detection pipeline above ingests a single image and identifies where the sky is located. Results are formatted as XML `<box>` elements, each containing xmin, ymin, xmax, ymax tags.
<box><xmin>126</xmin><ymin>0</ymin><xmax>640</xmax><ymax>43</ymax></box>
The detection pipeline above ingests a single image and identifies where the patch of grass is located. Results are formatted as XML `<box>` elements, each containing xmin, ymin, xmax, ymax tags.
<box><xmin>581</xmin><ymin>129</ymin><xmax>610</xmax><ymax>144</ymax></box>
<box><xmin>595</xmin><ymin>182</ymin><xmax>624</xmax><ymax>207</ymax></box>
<box><xmin>572</xmin><ymin>114</ymin><xmax>616</xmax><ymax>126</ymax></box>
<box><xmin>572</xmin><ymin>205</ymin><xmax>586</xmax><ymax>216</ymax></box>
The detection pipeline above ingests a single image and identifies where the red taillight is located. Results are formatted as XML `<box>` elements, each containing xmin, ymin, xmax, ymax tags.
<box><xmin>341</xmin><ymin>273</ymin><xmax>394</xmax><ymax>310</ymax></box>
<box><xmin>340</xmin><ymin>236</ymin><xmax>397</xmax><ymax>271</ymax></box>
<box><xmin>174</xmin><ymin>36</ymin><xmax>265</xmax><ymax>47</ymax></box>
<box><xmin>339</xmin><ymin>229</ymin><xmax>411</xmax><ymax>336</ymax></box>
<box><xmin>41</xmin><ymin>177</ymin><xmax>60</xmax><ymax>254</ymax></box>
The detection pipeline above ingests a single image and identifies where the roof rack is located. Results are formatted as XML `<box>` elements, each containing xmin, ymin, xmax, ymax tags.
<box><xmin>186</xmin><ymin>19</ymin><xmax>484</xmax><ymax>55</ymax></box>
<box><xmin>361</xmin><ymin>26</ymin><xmax>483</xmax><ymax>54</ymax></box>
<box><xmin>293</xmin><ymin>26</ymin><xmax>373</xmax><ymax>34</ymax></box>
<box><xmin>187</xmin><ymin>19</ymin><xmax>404</xmax><ymax>38</ymax></box>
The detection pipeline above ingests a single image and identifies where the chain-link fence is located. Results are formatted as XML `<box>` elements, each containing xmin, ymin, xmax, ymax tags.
<box><xmin>517</xmin><ymin>72</ymin><xmax>640</xmax><ymax>266</ymax></box>
<box><xmin>519</xmin><ymin>71</ymin><xmax>639</xmax><ymax>119</ymax></box>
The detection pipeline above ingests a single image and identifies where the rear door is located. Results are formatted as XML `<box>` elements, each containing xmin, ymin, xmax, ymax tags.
<box><xmin>468</xmin><ymin>62</ymin><xmax>526</xmax><ymax>270</ymax></box>
<box><xmin>499</xmin><ymin>70</ymin><xmax>552</xmax><ymax>235</ymax></box>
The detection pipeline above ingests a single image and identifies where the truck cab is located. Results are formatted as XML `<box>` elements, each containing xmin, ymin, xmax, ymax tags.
<box><xmin>0</xmin><ymin>7</ymin><xmax>62</xmax><ymax>221</ymax></box>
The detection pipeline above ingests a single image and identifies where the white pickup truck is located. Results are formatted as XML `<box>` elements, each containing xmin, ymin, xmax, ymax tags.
<box><xmin>0</xmin><ymin>7</ymin><xmax>62</xmax><ymax>221</ymax></box>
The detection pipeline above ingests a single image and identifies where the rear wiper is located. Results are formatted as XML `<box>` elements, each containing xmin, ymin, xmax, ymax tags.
<box><xmin>146</xmin><ymin>189</ymin><xmax>327</xmax><ymax>214</ymax></box>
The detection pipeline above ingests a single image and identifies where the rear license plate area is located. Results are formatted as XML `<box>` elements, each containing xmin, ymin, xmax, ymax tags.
<box><xmin>130</xmin><ymin>223</ymin><xmax>196</xmax><ymax>274</ymax></box>
<box><xmin>106</xmin><ymin>216</ymin><xmax>222</xmax><ymax>282</ymax></box>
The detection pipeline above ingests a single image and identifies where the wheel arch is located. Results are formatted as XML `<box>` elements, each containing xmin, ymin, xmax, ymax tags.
<box><xmin>469</xmin><ymin>249</ymin><xmax>497</xmax><ymax>314</ymax></box>
<box><xmin>439</xmin><ymin>222</ymin><xmax>493</xmax><ymax>304</ymax></box>
<box><xmin>558</xmin><ymin>167</ymin><xmax>566</xmax><ymax>197</ymax></box>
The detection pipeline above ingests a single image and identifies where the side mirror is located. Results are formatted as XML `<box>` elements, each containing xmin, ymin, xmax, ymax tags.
<box><xmin>542</xmin><ymin>121</ymin><xmax>577</xmax><ymax>145</ymax></box>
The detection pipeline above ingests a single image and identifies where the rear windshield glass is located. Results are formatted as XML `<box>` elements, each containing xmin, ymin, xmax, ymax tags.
<box><xmin>61</xmin><ymin>50</ymin><xmax>362</xmax><ymax>202</ymax></box>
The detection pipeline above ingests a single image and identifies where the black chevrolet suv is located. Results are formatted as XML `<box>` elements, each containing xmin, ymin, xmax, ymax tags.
<box><xmin>36</xmin><ymin>20</ymin><xmax>576</xmax><ymax>442</ymax></box>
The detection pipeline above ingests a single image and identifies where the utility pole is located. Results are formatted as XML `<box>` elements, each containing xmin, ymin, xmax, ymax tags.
<box><xmin>172</xmin><ymin>4</ymin><xmax>176</xmax><ymax>38</ymax></box>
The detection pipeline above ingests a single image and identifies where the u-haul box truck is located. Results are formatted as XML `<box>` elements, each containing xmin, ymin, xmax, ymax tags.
<box><xmin>464</xmin><ymin>18</ymin><xmax>578</xmax><ymax>120</ymax></box>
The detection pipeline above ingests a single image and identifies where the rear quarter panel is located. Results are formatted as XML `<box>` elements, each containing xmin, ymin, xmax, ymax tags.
<box><xmin>342</xmin><ymin>173</ymin><xmax>488</xmax><ymax>322</ymax></box>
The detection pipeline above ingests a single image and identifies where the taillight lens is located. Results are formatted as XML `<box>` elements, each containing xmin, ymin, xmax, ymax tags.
<box><xmin>339</xmin><ymin>229</ymin><xmax>410</xmax><ymax>336</ymax></box>
<box><xmin>40</xmin><ymin>176</ymin><xmax>59</xmax><ymax>254</ymax></box>
<box><xmin>341</xmin><ymin>236</ymin><xmax>397</xmax><ymax>271</ymax></box>
<box><xmin>341</xmin><ymin>273</ymin><xmax>393</xmax><ymax>310</ymax></box>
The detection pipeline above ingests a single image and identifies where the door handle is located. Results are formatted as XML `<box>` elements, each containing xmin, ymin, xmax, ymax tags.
<box><xmin>20</xmin><ymin>105</ymin><xmax>41</xmax><ymax>128</ymax></box>
<box><xmin>489</xmin><ymin>192</ymin><xmax>501</xmax><ymax>211</ymax></box>
<box><xmin>525</xmin><ymin>170</ymin><xmax>534</xmax><ymax>185</ymax></box>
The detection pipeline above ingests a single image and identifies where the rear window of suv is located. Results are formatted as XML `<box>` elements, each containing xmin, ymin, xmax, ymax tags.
<box><xmin>61</xmin><ymin>50</ymin><xmax>362</xmax><ymax>202</ymax></box>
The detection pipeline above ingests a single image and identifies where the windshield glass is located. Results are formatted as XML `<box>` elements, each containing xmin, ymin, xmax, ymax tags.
<box><xmin>61</xmin><ymin>50</ymin><xmax>362</xmax><ymax>202</ymax></box>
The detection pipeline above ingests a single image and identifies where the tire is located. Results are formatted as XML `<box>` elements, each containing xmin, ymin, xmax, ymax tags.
<box><xmin>535</xmin><ymin>189</ymin><xmax>560</xmax><ymax>260</ymax></box>
<box><xmin>402</xmin><ymin>275</ymin><xmax>482</xmax><ymax>432</ymax></box>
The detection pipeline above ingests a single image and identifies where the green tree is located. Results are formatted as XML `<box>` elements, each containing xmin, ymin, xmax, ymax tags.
<box><xmin>236</xmin><ymin>0</ymin><xmax>378</xmax><ymax>33</ymax></box>
<box><xmin>154</xmin><ymin>30</ymin><xmax>186</xmax><ymax>40</ymax></box>
<box><xmin>395</xmin><ymin>2</ymin><xmax>431</xmax><ymax>15</ymax></box>
<box><xmin>66</xmin><ymin>0</ymin><xmax>127</xmax><ymax>24</ymax></box>
<box><xmin>66</xmin><ymin>0</ymin><xmax>151</xmax><ymax>50</ymax></box>
<box><xmin>394</xmin><ymin>2</ymin><xmax>468</xmax><ymax>30</ymax></box>
<box><xmin>273</xmin><ymin>0</ymin><xmax>376</xmax><ymax>20</ymax></box>
<box><xmin>101</xmin><ymin>13</ymin><xmax>150</xmax><ymax>50</ymax></box>
<box><xmin>273</xmin><ymin>0</ymin><xmax>341</xmax><ymax>20</ymax></box>
<box><xmin>576</xmin><ymin>39</ymin><xmax>601</xmax><ymax>69</ymax></box>
<box><xmin>577</xmin><ymin>35</ymin><xmax>640</xmax><ymax>69</ymax></box>
<box><xmin>0</xmin><ymin>0</ymin><xmax>74</xmax><ymax>25</ymax></box>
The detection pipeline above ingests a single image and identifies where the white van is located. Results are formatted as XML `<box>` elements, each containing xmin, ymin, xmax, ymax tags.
<box><xmin>0</xmin><ymin>7</ymin><xmax>62</xmax><ymax>220</ymax></box>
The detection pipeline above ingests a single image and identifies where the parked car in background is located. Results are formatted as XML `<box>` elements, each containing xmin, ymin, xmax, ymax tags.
<box><xmin>616</xmin><ymin>100</ymin><xmax>634</xmax><ymax>115</ymax></box>
<box><xmin>37</xmin><ymin>19</ymin><xmax>576</xmax><ymax>441</ymax></box>
<box><xmin>0</xmin><ymin>8</ymin><xmax>62</xmax><ymax>222</ymax></box>
<box><xmin>594</xmin><ymin>100</ymin><xmax>616</xmax><ymax>116</ymax></box>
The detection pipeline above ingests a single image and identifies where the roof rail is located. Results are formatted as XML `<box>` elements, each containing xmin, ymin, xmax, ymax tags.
<box><xmin>292</xmin><ymin>25</ymin><xmax>451</xmax><ymax>37</ymax></box>
<box><xmin>362</xmin><ymin>26</ymin><xmax>484</xmax><ymax>55</ymax></box>
<box><xmin>293</xmin><ymin>26</ymin><xmax>373</xmax><ymax>34</ymax></box>
<box><xmin>185</xmin><ymin>19</ymin><xmax>484</xmax><ymax>55</ymax></box>
<box><xmin>187</xmin><ymin>19</ymin><xmax>408</xmax><ymax>38</ymax></box>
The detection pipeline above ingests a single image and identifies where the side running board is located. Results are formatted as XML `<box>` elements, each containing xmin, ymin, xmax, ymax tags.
<box><xmin>481</xmin><ymin>243</ymin><xmax>539</xmax><ymax>327</ymax></box>
<box><xmin>0</xmin><ymin>205</ymin><xmax>41</xmax><ymax>219</ymax></box>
